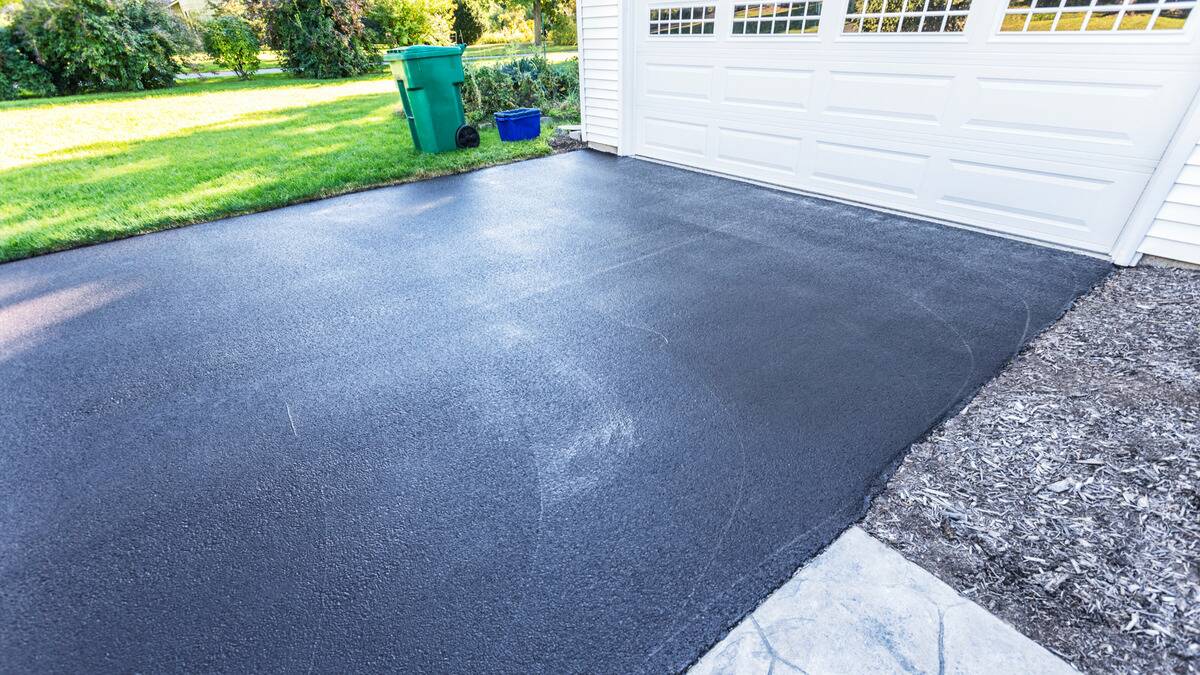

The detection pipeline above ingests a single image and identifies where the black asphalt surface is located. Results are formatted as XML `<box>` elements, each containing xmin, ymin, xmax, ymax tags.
<box><xmin>0</xmin><ymin>151</ymin><xmax>1109</xmax><ymax>673</ymax></box>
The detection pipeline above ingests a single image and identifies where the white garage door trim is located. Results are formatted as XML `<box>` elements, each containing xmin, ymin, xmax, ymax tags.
<box><xmin>618</xmin><ymin>0</ymin><xmax>1200</xmax><ymax>258</ymax></box>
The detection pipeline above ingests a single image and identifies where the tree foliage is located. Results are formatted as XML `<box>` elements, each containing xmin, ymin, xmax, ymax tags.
<box><xmin>544</xmin><ymin>0</ymin><xmax>573</xmax><ymax>44</ymax></box>
<box><xmin>205</xmin><ymin>0</ymin><xmax>269</xmax><ymax>42</ymax></box>
<box><xmin>201</xmin><ymin>13</ymin><xmax>260</xmax><ymax>78</ymax></box>
<box><xmin>502</xmin><ymin>0</ymin><xmax>572</xmax><ymax>44</ymax></box>
<box><xmin>0</xmin><ymin>27</ymin><xmax>54</xmax><ymax>99</ymax></box>
<box><xmin>452</xmin><ymin>0</ymin><xmax>484</xmax><ymax>44</ymax></box>
<box><xmin>364</xmin><ymin>0</ymin><xmax>454</xmax><ymax>46</ymax></box>
<box><xmin>8</xmin><ymin>0</ymin><xmax>193</xmax><ymax>95</ymax></box>
<box><xmin>268</xmin><ymin>0</ymin><xmax>379</xmax><ymax>78</ymax></box>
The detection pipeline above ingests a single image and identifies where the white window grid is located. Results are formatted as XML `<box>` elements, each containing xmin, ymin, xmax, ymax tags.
<box><xmin>999</xmin><ymin>0</ymin><xmax>1194</xmax><ymax>32</ymax></box>
<box><xmin>649</xmin><ymin>5</ymin><xmax>718</xmax><ymax>34</ymax></box>
<box><xmin>843</xmin><ymin>0</ymin><xmax>972</xmax><ymax>32</ymax></box>
<box><xmin>732</xmin><ymin>2</ymin><xmax>824</xmax><ymax>35</ymax></box>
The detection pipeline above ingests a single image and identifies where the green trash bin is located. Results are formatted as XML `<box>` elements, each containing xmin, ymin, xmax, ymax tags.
<box><xmin>385</xmin><ymin>44</ymin><xmax>480</xmax><ymax>153</ymax></box>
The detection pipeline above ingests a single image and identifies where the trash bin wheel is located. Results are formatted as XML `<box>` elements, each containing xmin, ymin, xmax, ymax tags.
<box><xmin>456</xmin><ymin>125</ymin><xmax>480</xmax><ymax>149</ymax></box>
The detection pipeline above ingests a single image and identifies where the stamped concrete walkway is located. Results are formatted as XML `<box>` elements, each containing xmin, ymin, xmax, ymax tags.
<box><xmin>691</xmin><ymin>528</ymin><xmax>1078</xmax><ymax>674</ymax></box>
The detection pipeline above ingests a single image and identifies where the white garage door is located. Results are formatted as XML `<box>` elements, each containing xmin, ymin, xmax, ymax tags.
<box><xmin>632</xmin><ymin>0</ymin><xmax>1200</xmax><ymax>254</ymax></box>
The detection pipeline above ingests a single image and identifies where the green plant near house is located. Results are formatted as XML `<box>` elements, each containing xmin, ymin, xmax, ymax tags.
<box><xmin>268</xmin><ymin>0</ymin><xmax>378</xmax><ymax>78</ymax></box>
<box><xmin>201</xmin><ymin>14</ymin><xmax>260</xmax><ymax>79</ymax></box>
<box><xmin>8</xmin><ymin>0</ymin><xmax>194</xmax><ymax>95</ymax></box>
<box><xmin>461</xmin><ymin>55</ymin><xmax>577</xmax><ymax>126</ymax></box>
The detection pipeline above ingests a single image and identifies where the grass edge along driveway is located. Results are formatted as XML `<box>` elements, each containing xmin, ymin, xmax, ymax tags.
<box><xmin>0</xmin><ymin>73</ymin><xmax>556</xmax><ymax>263</ymax></box>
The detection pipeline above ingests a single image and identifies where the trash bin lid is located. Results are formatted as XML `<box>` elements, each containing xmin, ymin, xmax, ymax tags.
<box><xmin>494</xmin><ymin>108</ymin><xmax>542</xmax><ymax>120</ymax></box>
<box><xmin>384</xmin><ymin>45</ymin><xmax>467</xmax><ymax>61</ymax></box>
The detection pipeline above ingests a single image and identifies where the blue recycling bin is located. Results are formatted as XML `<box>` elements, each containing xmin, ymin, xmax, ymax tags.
<box><xmin>495</xmin><ymin>108</ymin><xmax>542</xmax><ymax>141</ymax></box>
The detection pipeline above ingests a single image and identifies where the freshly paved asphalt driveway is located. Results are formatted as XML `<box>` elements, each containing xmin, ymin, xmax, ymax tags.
<box><xmin>0</xmin><ymin>151</ymin><xmax>1108</xmax><ymax>672</ymax></box>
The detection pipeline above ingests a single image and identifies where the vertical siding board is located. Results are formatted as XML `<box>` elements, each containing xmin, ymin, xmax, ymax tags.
<box><xmin>578</xmin><ymin>0</ymin><xmax>621</xmax><ymax>150</ymax></box>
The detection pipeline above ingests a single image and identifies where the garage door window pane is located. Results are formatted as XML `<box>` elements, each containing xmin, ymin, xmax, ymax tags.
<box><xmin>999</xmin><ymin>0</ymin><xmax>1196</xmax><ymax>31</ymax></box>
<box><xmin>733</xmin><ymin>1</ymin><xmax>824</xmax><ymax>34</ymax></box>
<box><xmin>649</xmin><ymin>4</ymin><xmax>718</xmax><ymax>35</ymax></box>
<box><xmin>843</xmin><ymin>0</ymin><xmax>971</xmax><ymax>32</ymax></box>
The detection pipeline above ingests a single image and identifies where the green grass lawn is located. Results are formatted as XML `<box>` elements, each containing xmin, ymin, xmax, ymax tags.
<box><xmin>0</xmin><ymin>73</ymin><xmax>556</xmax><ymax>263</ymax></box>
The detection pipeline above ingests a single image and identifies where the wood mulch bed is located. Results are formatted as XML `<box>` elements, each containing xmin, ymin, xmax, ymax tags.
<box><xmin>862</xmin><ymin>264</ymin><xmax>1200</xmax><ymax>674</ymax></box>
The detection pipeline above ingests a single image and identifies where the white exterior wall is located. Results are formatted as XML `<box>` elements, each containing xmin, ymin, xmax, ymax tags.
<box><xmin>577</xmin><ymin>0</ymin><xmax>623</xmax><ymax>149</ymax></box>
<box><xmin>1139</xmin><ymin>142</ymin><xmax>1200</xmax><ymax>265</ymax></box>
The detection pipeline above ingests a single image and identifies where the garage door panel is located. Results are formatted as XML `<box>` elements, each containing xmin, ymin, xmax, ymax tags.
<box><xmin>715</xmin><ymin>127</ymin><xmax>804</xmax><ymax>174</ymax></box>
<box><xmin>723</xmin><ymin>67</ymin><xmax>814</xmax><ymax>111</ymax></box>
<box><xmin>824</xmin><ymin>71</ymin><xmax>954</xmax><ymax>127</ymax></box>
<box><xmin>810</xmin><ymin>141</ymin><xmax>930</xmax><ymax>199</ymax></box>
<box><xmin>641</xmin><ymin>117</ymin><xmax>709</xmax><ymax>158</ymax></box>
<box><xmin>931</xmin><ymin>156</ymin><xmax>1148</xmax><ymax>248</ymax></box>
<box><xmin>958</xmin><ymin>74</ymin><xmax>1180</xmax><ymax>157</ymax></box>
<box><xmin>643</xmin><ymin>63</ymin><xmax>715</xmax><ymax>102</ymax></box>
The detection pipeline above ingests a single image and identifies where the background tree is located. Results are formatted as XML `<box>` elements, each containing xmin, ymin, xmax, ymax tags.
<box><xmin>201</xmin><ymin>14</ymin><xmax>260</xmax><ymax>78</ymax></box>
<box><xmin>267</xmin><ymin>0</ymin><xmax>378</xmax><ymax>78</ymax></box>
<box><xmin>544</xmin><ymin>0</ymin><xmax>573</xmax><ymax>44</ymax></box>
<box><xmin>364</xmin><ymin>0</ymin><xmax>454</xmax><ymax>46</ymax></box>
<box><xmin>206</xmin><ymin>0</ymin><xmax>269</xmax><ymax>42</ymax></box>
<box><xmin>0</xmin><ymin>27</ymin><xmax>54</xmax><ymax>99</ymax></box>
<box><xmin>9</xmin><ymin>0</ymin><xmax>193</xmax><ymax>95</ymax></box>
<box><xmin>505</xmin><ymin>0</ymin><xmax>572</xmax><ymax>45</ymax></box>
<box><xmin>452</xmin><ymin>0</ymin><xmax>484</xmax><ymax>44</ymax></box>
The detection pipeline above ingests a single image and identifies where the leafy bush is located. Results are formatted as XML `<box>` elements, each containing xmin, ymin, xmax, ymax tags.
<box><xmin>201</xmin><ymin>14</ymin><xmax>260</xmax><ymax>78</ymax></box>
<box><xmin>268</xmin><ymin>0</ymin><xmax>378</xmax><ymax>79</ymax></box>
<box><xmin>9</xmin><ymin>0</ymin><xmax>193</xmax><ymax>95</ymax></box>
<box><xmin>462</xmin><ymin>56</ymin><xmax>577</xmax><ymax>126</ymax></box>
<box><xmin>365</xmin><ymin>0</ymin><xmax>453</xmax><ymax>46</ymax></box>
<box><xmin>0</xmin><ymin>28</ymin><xmax>54</xmax><ymax>99</ymax></box>
<box><xmin>452</xmin><ymin>0</ymin><xmax>484</xmax><ymax>44</ymax></box>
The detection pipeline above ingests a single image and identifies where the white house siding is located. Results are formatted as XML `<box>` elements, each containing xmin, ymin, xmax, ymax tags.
<box><xmin>1139</xmin><ymin>143</ymin><xmax>1200</xmax><ymax>265</ymax></box>
<box><xmin>576</xmin><ymin>0</ymin><xmax>622</xmax><ymax>149</ymax></box>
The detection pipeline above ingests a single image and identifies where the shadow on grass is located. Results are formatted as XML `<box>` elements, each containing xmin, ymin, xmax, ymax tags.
<box><xmin>0</xmin><ymin>91</ymin><xmax>553</xmax><ymax>263</ymax></box>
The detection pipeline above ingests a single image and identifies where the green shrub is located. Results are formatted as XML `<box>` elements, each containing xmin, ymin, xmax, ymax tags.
<box><xmin>201</xmin><ymin>14</ymin><xmax>260</xmax><ymax>78</ymax></box>
<box><xmin>9</xmin><ymin>0</ymin><xmax>193</xmax><ymax>95</ymax></box>
<box><xmin>452</xmin><ymin>0</ymin><xmax>485</xmax><ymax>44</ymax></box>
<box><xmin>0</xmin><ymin>28</ymin><xmax>54</xmax><ymax>100</ymax></box>
<box><xmin>462</xmin><ymin>56</ymin><xmax>577</xmax><ymax>126</ymax></box>
<box><xmin>268</xmin><ymin>0</ymin><xmax>378</xmax><ymax>78</ymax></box>
<box><xmin>365</xmin><ymin>0</ymin><xmax>453</xmax><ymax>46</ymax></box>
